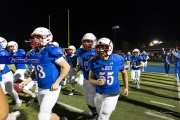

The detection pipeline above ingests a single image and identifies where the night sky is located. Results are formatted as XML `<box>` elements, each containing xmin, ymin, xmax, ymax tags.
<box><xmin>1</xmin><ymin>0</ymin><xmax>180</xmax><ymax>51</ymax></box>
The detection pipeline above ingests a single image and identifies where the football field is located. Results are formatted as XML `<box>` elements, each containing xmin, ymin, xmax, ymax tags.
<box><xmin>7</xmin><ymin>62</ymin><xmax>180</xmax><ymax>120</ymax></box>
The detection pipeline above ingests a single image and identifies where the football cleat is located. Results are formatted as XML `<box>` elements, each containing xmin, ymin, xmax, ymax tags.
<box><xmin>69</xmin><ymin>92</ymin><xmax>74</xmax><ymax>96</ymax></box>
<box><xmin>13</xmin><ymin>100</ymin><xmax>22</xmax><ymax>110</ymax></box>
<box><xmin>6</xmin><ymin>111</ymin><xmax>21</xmax><ymax>120</ymax></box>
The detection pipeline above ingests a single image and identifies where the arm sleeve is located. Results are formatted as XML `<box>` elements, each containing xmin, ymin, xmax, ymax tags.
<box><xmin>50</xmin><ymin>47</ymin><xmax>64</xmax><ymax>62</ymax></box>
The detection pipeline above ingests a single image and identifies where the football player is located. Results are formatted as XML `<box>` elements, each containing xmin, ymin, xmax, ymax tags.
<box><xmin>130</xmin><ymin>48</ymin><xmax>143</xmax><ymax>89</ymax></box>
<box><xmin>7</xmin><ymin>41</ymin><xmax>36</xmax><ymax>99</ymax></box>
<box><xmin>0</xmin><ymin>37</ymin><xmax>22</xmax><ymax>110</ymax></box>
<box><xmin>19</xmin><ymin>27</ymin><xmax>70</xmax><ymax>120</ymax></box>
<box><xmin>75</xmin><ymin>33</ymin><xmax>98</xmax><ymax>119</ymax></box>
<box><xmin>65</xmin><ymin>45</ymin><xmax>78</xmax><ymax>95</ymax></box>
<box><xmin>162</xmin><ymin>48</ymin><xmax>172</xmax><ymax>76</ymax></box>
<box><xmin>140</xmin><ymin>51</ymin><xmax>149</xmax><ymax>72</ymax></box>
<box><xmin>7</xmin><ymin>41</ymin><xmax>27</xmax><ymax>83</ymax></box>
<box><xmin>124</xmin><ymin>52</ymin><xmax>132</xmax><ymax>70</ymax></box>
<box><xmin>172</xmin><ymin>47</ymin><xmax>180</xmax><ymax>81</ymax></box>
<box><xmin>88</xmin><ymin>37</ymin><xmax>129</xmax><ymax>120</ymax></box>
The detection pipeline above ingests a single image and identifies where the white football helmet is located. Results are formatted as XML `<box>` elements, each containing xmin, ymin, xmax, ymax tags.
<box><xmin>82</xmin><ymin>33</ymin><xmax>96</xmax><ymax>51</ymax></box>
<box><xmin>51</xmin><ymin>42</ymin><xmax>59</xmax><ymax>47</ymax></box>
<box><xmin>127</xmin><ymin>52</ymin><xmax>131</xmax><ymax>55</ymax></box>
<box><xmin>95</xmin><ymin>37</ymin><xmax>113</xmax><ymax>56</ymax></box>
<box><xmin>30</xmin><ymin>27</ymin><xmax>53</xmax><ymax>48</ymax></box>
<box><xmin>132</xmin><ymin>48</ymin><xmax>140</xmax><ymax>55</ymax></box>
<box><xmin>66</xmin><ymin>45</ymin><xmax>76</xmax><ymax>54</ymax></box>
<box><xmin>7</xmin><ymin>41</ymin><xmax>18</xmax><ymax>53</ymax></box>
<box><xmin>0</xmin><ymin>37</ymin><xmax>7</xmax><ymax>49</ymax></box>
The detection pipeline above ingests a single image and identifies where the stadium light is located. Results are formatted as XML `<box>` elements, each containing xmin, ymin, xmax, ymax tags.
<box><xmin>153</xmin><ymin>40</ymin><xmax>159</xmax><ymax>44</ymax></box>
<box><xmin>112</xmin><ymin>26</ymin><xmax>119</xmax><ymax>50</ymax></box>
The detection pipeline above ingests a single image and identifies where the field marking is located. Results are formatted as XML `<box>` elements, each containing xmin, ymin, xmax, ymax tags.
<box><xmin>141</xmin><ymin>81</ymin><xmax>175</xmax><ymax>87</ymax></box>
<box><xmin>150</xmin><ymin>101</ymin><xmax>175</xmax><ymax>108</ymax></box>
<box><xmin>142</xmin><ymin>71</ymin><xmax>174</xmax><ymax>75</ymax></box>
<box><xmin>177</xmin><ymin>81</ymin><xmax>180</xmax><ymax>105</ymax></box>
<box><xmin>145</xmin><ymin>111</ymin><xmax>174</xmax><ymax>120</ymax></box>
<box><xmin>56</xmin><ymin>101</ymin><xmax>92</xmax><ymax>116</ymax></box>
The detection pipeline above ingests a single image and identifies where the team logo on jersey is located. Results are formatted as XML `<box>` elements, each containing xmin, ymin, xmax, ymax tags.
<box><xmin>110</xmin><ymin>62</ymin><xmax>113</xmax><ymax>65</ymax></box>
<box><xmin>101</xmin><ymin>66</ymin><xmax>113</xmax><ymax>70</ymax></box>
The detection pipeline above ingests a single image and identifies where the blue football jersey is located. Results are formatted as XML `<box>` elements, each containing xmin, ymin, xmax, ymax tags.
<box><xmin>76</xmin><ymin>48</ymin><xmax>96</xmax><ymax>80</ymax></box>
<box><xmin>28</xmin><ymin>46</ymin><xmax>64</xmax><ymax>89</ymax></box>
<box><xmin>141</xmin><ymin>53</ymin><xmax>149</xmax><ymax>62</ymax></box>
<box><xmin>0</xmin><ymin>49</ymin><xmax>10</xmax><ymax>74</ymax></box>
<box><xmin>65</xmin><ymin>54</ymin><xmax>77</xmax><ymax>68</ymax></box>
<box><xmin>88</xmin><ymin>54</ymin><xmax>124</xmax><ymax>94</ymax></box>
<box><xmin>130</xmin><ymin>55</ymin><xmax>143</xmax><ymax>70</ymax></box>
<box><xmin>125</xmin><ymin>55</ymin><xmax>132</xmax><ymax>61</ymax></box>
<box><xmin>9</xmin><ymin>49</ymin><xmax>26</xmax><ymax>69</ymax></box>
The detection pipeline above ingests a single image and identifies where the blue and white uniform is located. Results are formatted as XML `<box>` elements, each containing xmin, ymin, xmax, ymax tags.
<box><xmin>65</xmin><ymin>54</ymin><xmax>77</xmax><ymax>83</ymax></box>
<box><xmin>76</xmin><ymin>47</ymin><xmax>96</xmax><ymax>108</ymax></box>
<box><xmin>28</xmin><ymin>46</ymin><xmax>64</xmax><ymax>89</ymax></box>
<box><xmin>162</xmin><ymin>49</ymin><xmax>172</xmax><ymax>75</ymax></box>
<box><xmin>88</xmin><ymin>54</ymin><xmax>124</xmax><ymax>94</ymax></box>
<box><xmin>172</xmin><ymin>49</ymin><xmax>180</xmax><ymax>81</ymax></box>
<box><xmin>141</xmin><ymin>52</ymin><xmax>149</xmax><ymax>71</ymax></box>
<box><xmin>88</xmin><ymin>54</ymin><xmax>124</xmax><ymax>120</ymax></box>
<box><xmin>130</xmin><ymin>53</ymin><xmax>143</xmax><ymax>88</ymax></box>
<box><xmin>0</xmin><ymin>48</ymin><xmax>22</xmax><ymax>109</ymax></box>
<box><xmin>124</xmin><ymin>52</ymin><xmax>132</xmax><ymax>70</ymax></box>
<box><xmin>28</xmin><ymin>46</ymin><xmax>66</xmax><ymax>120</ymax></box>
<box><xmin>9</xmin><ymin>49</ymin><xmax>27</xmax><ymax>82</ymax></box>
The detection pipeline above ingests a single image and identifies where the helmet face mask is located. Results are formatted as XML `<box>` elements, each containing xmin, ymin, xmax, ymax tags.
<box><xmin>132</xmin><ymin>48</ymin><xmax>140</xmax><ymax>56</ymax></box>
<box><xmin>29</xmin><ymin>36</ymin><xmax>44</xmax><ymax>48</ymax></box>
<box><xmin>66</xmin><ymin>45</ymin><xmax>76</xmax><ymax>55</ymax></box>
<box><xmin>7</xmin><ymin>46</ymin><xmax>15</xmax><ymax>53</ymax></box>
<box><xmin>96</xmin><ymin>44</ymin><xmax>110</xmax><ymax>57</ymax></box>
<box><xmin>82</xmin><ymin>40</ymin><xmax>94</xmax><ymax>51</ymax></box>
<box><xmin>7</xmin><ymin>41</ymin><xmax>18</xmax><ymax>53</ymax></box>
<box><xmin>67</xmin><ymin>49</ymin><xmax>73</xmax><ymax>55</ymax></box>
<box><xmin>95</xmin><ymin>37</ymin><xmax>113</xmax><ymax>57</ymax></box>
<box><xmin>82</xmin><ymin>33</ymin><xmax>96</xmax><ymax>51</ymax></box>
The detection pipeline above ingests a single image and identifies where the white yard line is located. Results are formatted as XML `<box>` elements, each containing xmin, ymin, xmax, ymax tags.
<box><xmin>145</xmin><ymin>111</ymin><xmax>174</xmax><ymax>120</ymax></box>
<box><xmin>150</xmin><ymin>101</ymin><xmax>175</xmax><ymax>108</ymax></box>
<box><xmin>56</xmin><ymin>102</ymin><xmax>92</xmax><ymax>116</ymax></box>
<box><xmin>177</xmin><ymin>81</ymin><xmax>180</xmax><ymax>105</ymax></box>
<box><xmin>141</xmin><ymin>81</ymin><xmax>175</xmax><ymax>87</ymax></box>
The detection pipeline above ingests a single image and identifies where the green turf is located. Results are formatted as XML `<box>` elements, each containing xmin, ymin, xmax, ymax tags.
<box><xmin>6</xmin><ymin>63</ymin><xmax>180</xmax><ymax>120</ymax></box>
